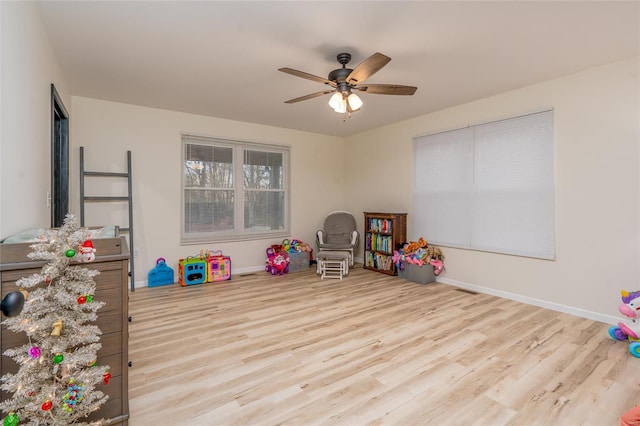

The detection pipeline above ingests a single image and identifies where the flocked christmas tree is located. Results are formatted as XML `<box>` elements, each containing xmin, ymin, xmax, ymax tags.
<box><xmin>1</xmin><ymin>214</ymin><xmax>111</xmax><ymax>425</ymax></box>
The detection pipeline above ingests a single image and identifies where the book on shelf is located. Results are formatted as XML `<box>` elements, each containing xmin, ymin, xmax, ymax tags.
<box><xmin>365</xmin><ymin>233</ymin><xmax>393</xmax><ymax>253</ymax></box>
<box><xmin>368</xmin><ymin>218</ymin><xmax>393</xmax><ymax>233</ymax></box>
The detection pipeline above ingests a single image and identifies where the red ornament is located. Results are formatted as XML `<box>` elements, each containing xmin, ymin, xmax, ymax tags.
<box><xmin>45</xmin><ymin>277</ymin><xmax>51</xmax><ymax>284</ymax></box>
<box><xmin>103</xmin><ymin>372</ymin><xmax>112</xmax><ymax>385</ymax></box>
<box><xmin>41</xmin><ymin>400</ymin><xmax>52</xmax><ymax>411</ymax></box>
<box><xmin>77</xmin><ymin>295</ymin><xmax>86</xmax><ymax>304</ymax></box>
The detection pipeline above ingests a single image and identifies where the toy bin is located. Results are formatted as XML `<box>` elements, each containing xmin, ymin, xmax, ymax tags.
<box><xmin>148</xmin><ymin>258</ymin><xmax>175</xmax><ymax>287</ymax></box>
<box><xmin>288</xmin><ymin>251</ymin><xmax>310</xmax><ymax>273</ymax></box>
<box><xmin>398</xmin><ymin>262</ymin><xmax>435</xmax><ymax>285</ymax></box>
<box><xmin>178</xmin><ymin>257</ymin><xmax>207</xmax><ymax>286</ymax></box>
<box><xmin>206</xmin><ymin>253</ymin><xmax>231</xmax><ymax>282</ymax></box>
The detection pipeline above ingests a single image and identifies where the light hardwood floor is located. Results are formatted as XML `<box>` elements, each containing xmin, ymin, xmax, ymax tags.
<box><xmin>128</xmin><ymin>265</ymin><xmax>640</xmax><ymax>425</ymax></box>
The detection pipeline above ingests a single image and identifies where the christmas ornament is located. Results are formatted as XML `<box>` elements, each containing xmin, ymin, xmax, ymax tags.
<box><xmin>78</xmin><ymin>240</ymin><xmax>96</xmax><ymax>262</ymax></box>
<box><xmin>45</xmin><ymin>276</ymin><xmax>51</xmax><ymax>283</ymax></box>
<box><xmin>86</xmin><ymin>294</ymin><xmax>94</xmax><ymax>303</ymax></box>
<box><xmin>3</xmin><ymin>413</ymin><xmax>18</xmax><ymax>426</ymax></box>
<box><xmin>103</xmin><ymin>372</ymin><xmax>112</xmax><ymax>385</ymax></box>
<box><xmin>1</xmin><ymin>291</ymin><xmax>26</xmax><ymax>317</ymax></box>
<box><xmin>86</xmin><ymin>357</ymin><xmax>97</xmax><ymax>367</ymax></box>
<box><xmin>77</xmin><ymin>295</ymin><xmax>87</xmax><ymax>305</ymax></box>
<box><xmin>52</xmin><ymin>353</ymin><xmax>64</xmax><ymax>364</ymax></box>
<box><xmin>51</xmin><ymin>319</ymin><xmax>63</xmax><ymax>336</ymax></box>
<box><xmin>29</xmin><ymin>346</ymin><xmax>41</xmax><ymax>358</ymax></box>
<box><xmin>65</xmin><ymin>249</ymin><xmax>76</xmax><ymax>258</ymax></box>
<box><xmin>41</xmin><ymin>400</ymin><xmax>52</xmax><ymax>411</ymax></box>
<box><xmin>62</xmin><ymin>380</ymin><xmax>84</xmax><ymax>413</ymax></box>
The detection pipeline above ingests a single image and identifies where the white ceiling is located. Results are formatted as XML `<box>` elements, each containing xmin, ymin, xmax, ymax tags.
<box><xmin>36</xmin><ymin>1</ymin><xmax>639</xmax><ymax>137</ymax></box>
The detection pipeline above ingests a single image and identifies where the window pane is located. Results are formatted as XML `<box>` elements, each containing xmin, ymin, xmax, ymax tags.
<box><xmin>184</xmin><ymin>189</ymin><xmax>234</xmax><ymax>233</ymax></box>
<box><xmin>244</xmin><ymin>190</ymin><xmax>284</xmax><ymax>231</ymax></box>
<box><xmin>185</xmin><ymin>144</ymin><xmax>233</xmax><ymax>188</ymax></box>
<box><xmin>244</xmin><ymin>150</ymin><xmax>283</xmax><ymax>189</ymax></box>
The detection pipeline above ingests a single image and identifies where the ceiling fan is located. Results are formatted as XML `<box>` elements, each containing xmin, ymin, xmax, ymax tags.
<box><xmin>278</xmin><ymin>52</ymin><xmax>417</xmax><ymax>114</ymax></box>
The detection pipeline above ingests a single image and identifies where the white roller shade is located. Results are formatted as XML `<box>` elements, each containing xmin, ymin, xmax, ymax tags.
<box><xmin>414</xmin><ymin>110</ymin><xmax>554</xmax><ymax>260</ymax></box>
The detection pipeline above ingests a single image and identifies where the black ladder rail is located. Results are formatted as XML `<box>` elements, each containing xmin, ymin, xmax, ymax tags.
<box><xmin>80</xmin><ymin>146</ymin><xmax>135</xmax><ymax>292</ymax></box>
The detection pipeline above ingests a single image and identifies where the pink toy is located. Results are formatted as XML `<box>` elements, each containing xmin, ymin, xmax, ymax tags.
<box><xmin>392</xmin><ymin>250</ymin><xmax>403</xmax><ymax>269</ymax></box>
<box><xmin>406</xmin><ymin>255</ymin><xmax>423</xmax><ymax>266</ymax></box>
<box><xmin>608</xmin><ymin>290</ymin><xmax>640</xmax><ymax>357</ymax></box>
<box><xmin>265</xmin><ymin>246</ymin><xmax>289</xmax><ymax>275</ymax></box>
<box><xmin>429</xmin><ymin>259</ymin><xmax>444</xmax><ymax>275</ymax></box>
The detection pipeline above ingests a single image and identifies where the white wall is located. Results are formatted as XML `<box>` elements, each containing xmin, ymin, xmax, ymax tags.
<box><xmin>70</xmin><ymin>98</ymin><xmax>344</xmax><ymax>284</ymax></box>
<box><xmin>0</xmin><ymin>1</ymin><xmax>70</xmax><ymax>238</ymax></box>
<box><xmin>345</xmin><ymin>57</ymin><xmax>640</xmax><ymax>322</ymax></box>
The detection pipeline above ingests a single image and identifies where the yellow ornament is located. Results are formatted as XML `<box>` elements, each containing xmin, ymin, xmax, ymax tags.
<box><xmin>51</xmin><ymin>319</ymin><xmax>63</xmax><ymax>336</ymax></box>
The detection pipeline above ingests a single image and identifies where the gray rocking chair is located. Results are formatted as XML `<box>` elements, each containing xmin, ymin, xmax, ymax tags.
<box><xmin>316</xmin><ymin>211</ymin><xmax>359</xmax><ymax>266</ymax></box>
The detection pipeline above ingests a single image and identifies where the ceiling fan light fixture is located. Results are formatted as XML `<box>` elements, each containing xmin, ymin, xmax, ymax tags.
<box><xmin>333</xmin><ymin>100</ymin><xmax>347</xmax><ymax>114</ymax></box>
<box><xmin>329</xmin><ymin>92</ymin><xmax>344</xmax><ymax>110</ymax></box>
<box><xmin>328</xmin><ymin>92</ymin><xmax>345</xmax><ymax>112</ymax></box>
<box><xmin>347</xmin><ymin>93</ymin><xmax>363</xmax><ymax>111</ymax></box>
<box><xmin>280</xmin><ymin>52</ymin><xmax>417</xmax><ymax>114</ymax></box>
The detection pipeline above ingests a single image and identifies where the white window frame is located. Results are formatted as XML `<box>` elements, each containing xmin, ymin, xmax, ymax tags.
<box><xmin>413</xmin><ymin>109</ymin><xmax>555</xmax><ymax>260</ymax></box>
<box><xmin>181</xmin><ymin>134</ymin><xmax>290</xmax><ymax>244</ymax></box>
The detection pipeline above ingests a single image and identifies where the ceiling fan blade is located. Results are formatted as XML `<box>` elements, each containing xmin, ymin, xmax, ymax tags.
<box><xmin>356</xmin><ymin>84</ymin><xmax>417</xmax><ymax>96</ymax></box>
<box><xmin>346</xmin><ymin>52</ymin><xmax>391</xmax><ymax>85</ymax></box>
<box><xmin>278</xmin><ymin>68</ymin><xmax>336</xmax><ymax>87</ymax></box>
<box><xmin>284</xmin><ymin>90</ymin><xmax>334</xmax><ymax>104</ymax></box>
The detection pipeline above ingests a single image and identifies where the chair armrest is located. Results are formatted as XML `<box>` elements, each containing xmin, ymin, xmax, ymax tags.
<box><xmin>351</xmin><ymin>231</ymin><xmax>359</xmax><ymax>247</ymax></box>
<box><xmin>316</xmin><ymin>230</ymin><xmax>325</xmax><ymax>245</ymax></box>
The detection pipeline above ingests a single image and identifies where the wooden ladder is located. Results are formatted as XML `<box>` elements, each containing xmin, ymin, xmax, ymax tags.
<box><xmin>79</xmin><ymin>146</ymin><xmax>135</xmax><ymax>292</ymax></box>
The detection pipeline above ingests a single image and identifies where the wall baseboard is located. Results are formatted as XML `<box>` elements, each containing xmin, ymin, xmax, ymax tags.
<box><xmin>132</xmin><ymin>265</ymin><xmax>267</xmax><ymax>289</ymax></box>
<box><xmin>435</xmin><ymin>276</ymin><xmax>619</xmax><ymax>326</ymax></box>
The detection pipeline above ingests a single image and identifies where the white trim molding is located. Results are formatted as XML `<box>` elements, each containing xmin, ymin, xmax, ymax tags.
<box><xmin>436</xmin><ymin>276</ymin><xmax>618</xmax><ymax>326</ymax></box>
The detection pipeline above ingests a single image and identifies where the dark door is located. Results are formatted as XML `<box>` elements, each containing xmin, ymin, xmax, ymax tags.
<box><xmin>51</xmin><ymin>84</ymin><xmax>69</xmax><ymax>227</ymax></box>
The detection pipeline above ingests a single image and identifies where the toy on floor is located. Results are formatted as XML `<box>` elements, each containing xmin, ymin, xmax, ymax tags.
<box><xmin>148</xmin><ymin>258</ymin><xmax>175</xmax><ymax>287</ymax></box>
<box><xmin>179</xmin><ymin>250</ymin><xmax>232</xmax><ymax>286</ymax></box>
<box><xmin>608</xmin><ymin>290</ymin><xmax>640</xmax><ymax>357</ymax></box>
<box><xmin>621</xmin><ymin>405</ymin><xmax>640</xmax><ymax>426</ymax></box>
<box><xmin>265</xmin><ymin>245</ymin><xmax>289</xmax><ymax>275</ymax></box>
<box><xmin>393</xmin><ymin>238</ymin><xmax>446</xmax><ymax>275</ymax></box>
<box><xmin>178</xmin><ymin>256</ymin><xmax>207</xmax><ymax>286</ymax></box>
<box><xmin>203</xmin><ymin>250</ymin><xmax>232</xmax><ymax>282</ymax></box>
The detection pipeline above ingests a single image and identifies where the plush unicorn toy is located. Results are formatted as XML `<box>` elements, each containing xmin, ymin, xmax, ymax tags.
<box><xmin>609</xmin><ymin>290</ymin><xmax>640</xmax><ymax>357</ymax></box>
<box><xmin>429</xmin><ymin>259</ymin><xmax>444</xmax><ymax>275</ymax></box>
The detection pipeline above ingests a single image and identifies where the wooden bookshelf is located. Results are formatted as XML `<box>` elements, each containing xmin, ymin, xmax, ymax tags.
<box><xmin>363</xmin><ymin>212</ymin><xmax>407</xmax><ymax>276</ymax></box>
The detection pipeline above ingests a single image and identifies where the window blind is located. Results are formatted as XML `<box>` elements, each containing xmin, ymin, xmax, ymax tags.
<box><xmin>413</xmin><ymin>110</ymin><xmax>554</xmax><ymax>260</ymax></box>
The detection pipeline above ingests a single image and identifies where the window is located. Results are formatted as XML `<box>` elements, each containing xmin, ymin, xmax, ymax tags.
<box><xmin>413</xmin><ymin>110</ymin><xmax>554</xmax><ymax>259</ymax></box>
<box><xmin>182</xmin><ymin>134</ymin><xmax>290</xmax><ymax>243</ymax></box>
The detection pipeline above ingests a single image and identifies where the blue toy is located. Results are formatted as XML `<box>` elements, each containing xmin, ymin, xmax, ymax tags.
<box><xmin>148</xmin><ymin>258</ymin><xmax>175</xmax><ymax>287</ymax></box>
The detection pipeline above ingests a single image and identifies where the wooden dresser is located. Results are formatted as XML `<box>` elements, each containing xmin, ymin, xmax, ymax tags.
<box><xmin>0</xmin><ymin>236</ymin><xmax>130</xmax><ymax>425</ymax></box>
